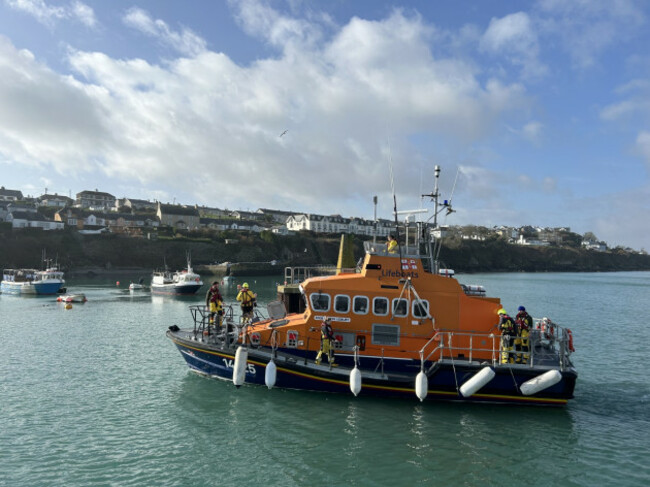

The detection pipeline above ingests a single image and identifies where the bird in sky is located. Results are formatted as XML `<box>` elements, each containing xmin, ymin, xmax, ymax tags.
<box><xmin>279</xmin><ymin>130</ymin><xmax>288</xmax><ymax>137</ymax></box>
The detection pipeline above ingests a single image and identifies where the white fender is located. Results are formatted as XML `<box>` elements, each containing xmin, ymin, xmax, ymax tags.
<box><xmin>350</xmin><ymin>366</ymin><xmax>362</xmax><ymax>397</ymax></box>
<box><xmin>459</xmin><ymin>367</ymin><xmax>495</xmax><ymax>398</ymax></box>
<box><xmin>265</xmin><ymin>359</ymin><xmax>277</xmax><ymax>389</ymax></box>
<box><xmin>520</xmin><ymin>369</ymin><xmax>562</xmax><ymax>396</ymax></box>
<box><xmin>233</xmin><ymin>346</ymin><xmax>248</xmax><ymax>387</ymax></box>
<box><xmin>415</xmin><ymin>371</ymin><xmax>428</xmax><ymax>402</ymax></box>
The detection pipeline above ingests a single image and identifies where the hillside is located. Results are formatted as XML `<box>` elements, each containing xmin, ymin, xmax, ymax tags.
<box><xmin>1</xmin><ymin>227</ymin><xmax>649</xmax><ymax>275</ymax></box>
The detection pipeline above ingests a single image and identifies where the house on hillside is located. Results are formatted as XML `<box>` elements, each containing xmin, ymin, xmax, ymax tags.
<box><xmin>37</xmin><ymin>193</ymin><xmax>74</xmax><ymax>208</ymax></box>
<box><xmin>286</xmin><ymin>213</ymin><xmax>393</xmax><ymax>237</ymax></box>
<box><xmin>7</xmin><ymin>210</ymin><xmax>63</xmax><ymax>230</ymax></box>
<box><xmin>515</xmin><ymin>235</ymin><xmax>550</xmax><ymax>246</ymax></box>
<box><xmin>582</xmin><ymin>240</ymin><xmax>607</xmax><ymax>252</ymax></box>
<box><xmin>200</xmin><ymin>217</ymin><xmax>232</xmax><ymax>231</ymax></box>
<box><xmin>120</xmin><ymin>198</ymin><xmax>157</xmax><ymax>211</ymax></box>
<box><xmin>157</xmin><ymin>203</ymin><xmax>200</xmax><ymax>229</ymax></box>
<box><xmin>0</xmin><ymin>186</ymin><xmax>23</xmax><ymax>202</ymax></box>
<box><xmin>230</xmin><ymin>210</ymin><xmax>262</xmax><ymax>221</ymax></box>
<box><xmin>76</xmin><ymin>190</ymin><xmax>116</xmax><ymax>210</ymax></box>
<box><xmin>257</xmin><ymin>208</ymin><xmax>296</xmax><ymax>223</ymax></box>
<box><xmin>197</xmin><ymin>206</ymin><xmax>229</xmax><ymax>218</ymax></box>
<box><xmin>229</xmin><ymin>220</ymin><xmax>265</xmax><ymax>232</ymax></box>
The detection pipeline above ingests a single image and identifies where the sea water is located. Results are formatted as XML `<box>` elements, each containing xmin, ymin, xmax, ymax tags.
<box><xmin>1</xmin><ymin>272</ymin><xmax>649</xmax><ymax>487</ymax></box>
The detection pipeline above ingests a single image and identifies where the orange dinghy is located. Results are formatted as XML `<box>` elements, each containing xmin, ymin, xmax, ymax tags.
<box><xmin>167</xmin><ymin>167</ymin><xmax>577</xmax><ymax>405</ymax></box>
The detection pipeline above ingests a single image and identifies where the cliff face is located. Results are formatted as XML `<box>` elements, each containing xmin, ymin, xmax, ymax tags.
<box><xmin>440</xmin><ymin>239</ymin><xmax>650</xmax><ymax>272</ymax></box>
<box><xmin>1</xmin><ymin>227</ymin><xmax>648</xmax><ymax>273</ymax></box>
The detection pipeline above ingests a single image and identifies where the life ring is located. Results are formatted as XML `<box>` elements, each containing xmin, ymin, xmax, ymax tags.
<box><xmin>567</xmin><ymin>329</ymin><xmax>575</xmax><ymax>352</ymax></box>
<box><xmin>250</xmin><ymin>332</ymin><xmax>261</xmax><ymax>346</ymax></box>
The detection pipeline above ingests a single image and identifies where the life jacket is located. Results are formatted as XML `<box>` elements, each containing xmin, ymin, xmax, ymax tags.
<box><xmin>239</xmin><ymin>289</ymin><xmax>254</xmax><ymax>305</ymax></box>
<box><xmin>210</xmin><ymin>292</ymin><xmax>223</xmax><ymax>310</ymax></box>
<box><xmin>516</xmin><ymin>312</ymin><xmax>532</xmax><ymax>332</ymax></box>
<box><xmin>321</xmin><ymin>321</ymin><xmax>334</xmax><ymax>340</ymax></box>
<box><xmin>499</xmin><ymin>315</ymin><xmax>515</xmax><ymax>335</ymax></box>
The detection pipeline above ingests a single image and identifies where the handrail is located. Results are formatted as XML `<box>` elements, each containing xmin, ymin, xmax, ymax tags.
<box><xmin>186</xmin><ymin>305</ymin><xmax>573</xmax><ymax>368</ymax></box>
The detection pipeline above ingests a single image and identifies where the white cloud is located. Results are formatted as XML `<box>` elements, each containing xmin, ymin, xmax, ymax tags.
<box><xmin>0</xmin><ymin>2</ymin><xmax>532</xmax><ymax>217</ymax></box>
<box><xmin>636</xmin><ymin>131</ymin><xmax>650</xmax><ymax>169</ymax></box>
<box><xmin>535</xmin><ymin>0</ymin><xmax>645</xmax><ymax>69</ymax></box>
<box><xmin>229</xmin><ymin>0</ymin><xmax>323</xmax><ymax>50</ymax></box>
<box><xmin>600</xmin><ymin>79</ymin><xmax>650</xmax><ymax>121</ymax></box>
<box><xmin>480</xmin><ymin>12</ymin><xmax>547</xmax><ymax>79</ymax></box>
<box><xmin>517</xmin><ymin>120</ymin><xmax>543</xmax><ymax>144</ymax></box>
<box><xmin>122</xmin><ymin>7</ymin><xmax>206</xmax><ymax>57</ymax></box>
<box><xmin>5</xmin><ymin>0</ymin><xmax>96</xmax><ymax>27</ymax></box>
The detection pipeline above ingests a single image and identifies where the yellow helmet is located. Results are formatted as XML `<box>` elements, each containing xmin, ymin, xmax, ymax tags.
<box><xmin>242</xmin><ymin>282</ymin><xmax>249</xmax><ymax>288</ymax></box>
<box><xmin>497</xmin><ymin>308</ymin><xmax>507</xmax><ymax>315</ymax></box>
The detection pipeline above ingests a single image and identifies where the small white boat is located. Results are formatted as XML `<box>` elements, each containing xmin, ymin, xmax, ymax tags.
<box><xmin>129</xmin><ymin>278</ymin><xmax>146</xmax><ymax>291</ymax></box>
<box><xmin>57</xmin><ymin>293</ymin><xmax>87</xmax><ymax>303</ymax></box>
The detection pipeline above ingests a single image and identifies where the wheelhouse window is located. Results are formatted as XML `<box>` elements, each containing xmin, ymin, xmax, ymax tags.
<box><xmin>392</xmin><ymin>298</ymin><xmax>409</xmax><ymax>317</ymax></box>
<box><xmin>310</xmin><ymin>293</ymin><xmax>330</xmax><ymax>312</ymax></box>
<box><xmin>353</xmin><ymin>296</ymin><xmax>369</xmax><ymax>315</ymax></box>
<box><xmin>372</xmin><ymin>324</ymin><xmax>400</xmax><ymax>346</ymax></box>
<box><xmin>334</xmin><ymin>295</ymin><xmax>350</xmax><ymax>313</ymax></box>
<box><xmin>413</xmin><ymin>300</ymin><xmax>430</xmax><ymax>319</ymax></box>
<box><xmin>373</xmin><ymin>297</ymin><xmax>389</xmax><ymax>316</ymax></box>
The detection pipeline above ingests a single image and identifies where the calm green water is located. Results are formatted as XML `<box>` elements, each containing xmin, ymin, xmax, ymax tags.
<box><xmin>1</xmin><ymin>272</ymin><xmax>649</xmax><ymax>487</ymax></box>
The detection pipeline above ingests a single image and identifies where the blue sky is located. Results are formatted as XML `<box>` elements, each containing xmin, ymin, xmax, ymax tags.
<box><xmin>0</xmin><ymin>0</ymin><xmax>649</xmax><ymax>251</ymax></box>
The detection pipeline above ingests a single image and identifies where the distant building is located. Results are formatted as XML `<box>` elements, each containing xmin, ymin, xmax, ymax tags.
<box><xmin>230</xmin><ymin>210</ymin><xmax>262</xmax><ymax>221</ymax></box>
<box><xmin>286</xmin><ymin>213</ymin><xmax>392</xmax><ymax>237</ymax></box>
<box><xmin>7</xmin><ymin>210</ymin><xmax>63</xmax><ymax>230</ymax></box>
<box><xmin>582</xmin><ymin>240</ymin><xmax>607</xmax><ymax>252</ymax></box>
<box><xmin>0</xmin><ymin>186</ymin><xmax>23</xmax><ymax>202</ymax></box>
<box><xmin>76</xmin><ymin>190</ymin><xmax>116</xmax><ymax>210</ymax></box>
<box><xmin>120</xmin><ymin>198</ymin><xmax>157</xmax><ymax>211</ymax></box>
<box><xmin>197</xmin><ymin>206</ymin><xmax>229</xmax><ymax>218</ymax></box>
<box><xmin>256</xmin><ymin>208</ymin><xmax>296</xmax><ymax>223</ymax></box>
<box><xmin>200</xmin><ymin>217</ymin><xmax>232</xmax><ymax>231</ymax></box>
<box><xmin>516</xmin><ymin>235</ymin><xmax>550</xmax><ymax>246</ymax></box>
<box><xmin>157</xmin><ymin>203</ymin><xmax>200</xmax><ymax>229</ymax></box>
<box><xmin>37</xmin><ymin>193</ymin><xmax>74</xmax><ymax>208</ymax></box>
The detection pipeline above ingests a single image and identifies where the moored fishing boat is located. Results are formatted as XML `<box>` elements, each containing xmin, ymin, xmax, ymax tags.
<box><xmin>167</xmin><ymin>167</ymin><xmax>577</xmax><ymax>405</ymax></box>
<box><xmin>1</xmin><ymin>266</ymin><xmax>65</xmax><ymax>295</ymax></box>
<box><xmin>151</xmin><ymin>254</ymin><xmax>203</xmax><ymax>295</ymax></box>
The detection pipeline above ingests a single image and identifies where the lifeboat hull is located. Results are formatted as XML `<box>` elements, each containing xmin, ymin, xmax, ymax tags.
<box><xmin>167</xmin><ymin>329</ymin><xmax>577</xmax><ymax>406</ymax></box>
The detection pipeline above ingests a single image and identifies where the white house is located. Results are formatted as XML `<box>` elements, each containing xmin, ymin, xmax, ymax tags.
<box><xmin>7</xmin><ymin>210</ymin><xmax>63</xmax><ymax>230</ymax></box>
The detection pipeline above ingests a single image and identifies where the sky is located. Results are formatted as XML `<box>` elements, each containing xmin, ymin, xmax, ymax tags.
<box><xmin>0</xmin><ymin>0</ymin><xmax>649</xmax><ymax>251</ymax></box>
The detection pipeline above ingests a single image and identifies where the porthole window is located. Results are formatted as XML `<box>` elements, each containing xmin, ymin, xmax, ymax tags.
<box><xmin>413</xmin><ymin>300</ymin><xmax>430</xmax><ymax>319</ymax></box>
<box><xmin>373</xmin><ymin>297</ymin><xmax>389</xmax><ymax>316</ymax></box>
<box><xmin>392</xmin><ymin>298</ymin><xmax>409</xmax><ymax>317</ymax></box>
<box><xmin>334</xmin><ymin>295</ymin><xmax>350</xmax><ymax>313</ymax></box>
<box><xmin>353</xmin><ymin>296</ymin><xmax>369</xmax><ymax>315</ymax></box>
<box><xmin>310</xmin><ymin>293</ymin><xmax>330</xmax><ymax>312</ymax></box>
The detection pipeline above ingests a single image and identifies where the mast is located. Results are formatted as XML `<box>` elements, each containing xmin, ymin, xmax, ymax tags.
<box><xmin>421</xmin><ymin>165</ymin><xmax>453</xmax><ymax>274</ymax></box>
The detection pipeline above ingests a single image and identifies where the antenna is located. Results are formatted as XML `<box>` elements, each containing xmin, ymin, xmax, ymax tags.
<box><xmin>387</xmin><ymin>140</ymin><xmax>403</xmax><ymax>259</ymax></box>
<box><xmin>447</xmin><ymin>166</ymin><xmax>461</xmax><ymax>211</ymax></box>
<box><xmin>372</xmin><ymin>195</ymin><xmax>378</xmax><ymax>244</ymax></box>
